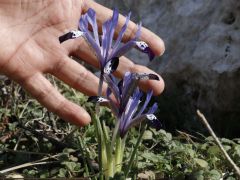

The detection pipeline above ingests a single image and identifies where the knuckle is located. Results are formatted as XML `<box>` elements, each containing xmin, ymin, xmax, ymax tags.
<box><xmin>36</xmin><ymin>84</ymin><xmax>54</xmax><ymax>103</ymax></box>
<box><xmin>53</xmin><ymin>57</ymin><xmax>68</xmax><ymax>73</ymax></box>
<box><xmin>53</xmin><ymin>99</ymin><xmax>67</xmax><ymax>115</ymax></box>
<box><xmin>129</xmin><ymin>62</ymin><xmax>138</xmax><ymax>73</ymax></box>
<box><xmin>72</xmin><ymin>67</ymin><xmax>89</xmax><ymax>88</ymax></box>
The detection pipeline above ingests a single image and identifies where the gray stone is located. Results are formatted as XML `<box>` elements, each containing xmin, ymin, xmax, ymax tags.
<box><xmin>96</xmin><ymin>0</ymin><xmax>240</xmax><ymax>137</ymax></box>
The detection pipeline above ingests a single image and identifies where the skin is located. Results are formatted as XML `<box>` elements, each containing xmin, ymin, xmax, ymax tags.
<box><xmin>0</xmin><ymin>0</ymin><xmax>165</xmax><ymax>126</ymax></box>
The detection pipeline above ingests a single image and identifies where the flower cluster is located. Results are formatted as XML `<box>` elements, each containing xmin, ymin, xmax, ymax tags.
<box><xmin>59</xmin><ymin>8</ymin><xmax>155</xmax><ymax>76</ymax></box>
<box><xmin>59</xmin><ymin>8</ymin><xmax>161</xmax><ymax>178</ymax></box>
<box><xmin>88</xmin><ymin>72</ymin><xmax>161</xmax><ymax>138</ymax></box>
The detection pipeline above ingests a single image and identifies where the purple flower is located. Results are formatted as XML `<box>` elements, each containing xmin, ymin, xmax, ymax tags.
<box><xmin>59</xmin><ymin>8</ymin><xmax>155</xmax><ymax>75</ymax></box>
<box><xmin>88</xmin><ymin>72</ymin><xmax>161</xmax><ymax>138</ymax></box>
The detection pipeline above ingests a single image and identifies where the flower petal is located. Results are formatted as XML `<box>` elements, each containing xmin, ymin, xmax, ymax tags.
<box><xmin>110</xmin><ymin>12</ymin><xmax>131</xmax><ymax>58</ymax></box>
<box><xmin>121</xmin><ymin>72</ymin><xmax>159</xmax><ymax>110</ymax></box>
<box><xmin>106</xmin><ymin>87</ymin><xmax>119</xmax><ymax>116</ymax></box>
<box><xmin>111</xmin><ymin>23</ymin><xmax>141</xmax><ymax>58</ymax></box>
<box><xmin>101</xmin><ymin>19</ymin><xmax>111</xmax><ymax>60</ymax></box>
<box><xmin>101</xmin><ymin>9</ymin><xmax>119</xmax><ymax>61</ymax></box>
<box><xmin>104</xmin><ymin>75</ymin><xmax>120</xmax><ymax>103</ymax></box>
<box><xmin>79</xmin><ymin>15</ymin><xmax>104</xmax><ymax>66</ymax></box>
<box><xmin>120</xmin><ymin>88</ymin><xmax>143</xmax><ymax>137</ymax></box>
<box><xmin>136</xmin><ymin>90</ymin><xmax>153</xmax><ymax>117</ymax></box>
<box><xmin>103</xmin><ymin>57</ymin><xmax>119</xmax><ymax>74</ymax></box>
<box><xmin>133</xmin><ymin>73</ymin><xmax>159</xmax><ymax>81</ymax></box>
<box><xmin>86</xmin><ymin>8</ymin><xmax>100</xmax><ymax>47</ymax></box>
<box><xmin>121</xmin><ymin>72</ymin><xmax>138</xmax><ymax>110</ymax></box>
<box><xmin>122</xmin><ymin>114</ymin><xmax>161</xmax><ymax>138</ymax></box>
<box><xmin>117</xmin><ymin>79</ymin><xmax>123</xmax><ymax>96</ymax></box>
<box><xmin>146</xmin><ymin>114</ymin><xmax>161</xmax><ymax>130</ymax></box>
<box><xmin>147</xmin><ymin>102</ymin><xmax>158</xmax><ymax>114</ymax></box>
<box><xmin>59</xmin><ymin>30</ymin><xmax>84</xmax><ymax>43</ymax></box>
<box><xmin>87</xmin><ymin>96</ymin><xmax>109</xmax><ymax>103</ymax></box>
<box><xmin>135</xmin><ymin>41</ymin><xmax>155</xmax><ymax>61</ymax></box>
<box><xmin>106</xmin><ymin>9</ymin><xmax>119</xmax><ymax>59</ymax></box>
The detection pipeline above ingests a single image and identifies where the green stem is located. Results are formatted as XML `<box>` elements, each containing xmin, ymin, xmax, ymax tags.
<box><xmin>114</xmin><ymin>134</ymin><xmax>127</xmax><ymax>174</ymax></box>
<box><xmin>114</xmin><ymin>135</ymin><xmax>122</xmax><ymax>172</ymax></box>
<box><xmin>91</xmin><ymin>113</ymin><xmax>104</xmax><ymax>180</ymax></box>
<box><xmin>92</xmin><ymin>72</ymin><xmax>105</xmax><ymax>179</ymax></box>
<box><xmin>124</xmin><ymin>124</ymin><xmax>147</xmax><ymax>177</ymax></box>
<box><xmin>102</xmin><ymin>121</ymin><xmax>114</xmax><ymax>178</ymax></box>
<box><xmin>111</xmin><ymin>120</ymin><xmax>120</xmax><ymax>152</ymax></box>
<box><xmin>98</xmin><ymin>72</ymin><xmax>104</xmax><ymax>97</ymax></box>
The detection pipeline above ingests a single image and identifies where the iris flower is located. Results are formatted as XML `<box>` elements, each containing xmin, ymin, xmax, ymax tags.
<box><xmin>88</xmin><ymin>72</ymin><xmax>161</xmax><ymax>138</ymax></box>
<box><xmin>59</xmin><ymin>8</ymin><xmax>155</xmax><ymax>76</ymax></box>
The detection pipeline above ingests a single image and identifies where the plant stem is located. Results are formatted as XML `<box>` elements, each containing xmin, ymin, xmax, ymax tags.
<box><xmin>124</xmin><ymin>124</ymin><xmax>147</xmax><ymax>177</ymax></box>
<box><xmin>92</xmin><ymin>113</ymin><xmax>104</xmax><ymax>180</ymax></box>
<box><xmin>102</xmin><ymin>121</ymin><xmax>113</xmax><ymax>178</ymax></box>
<box><xmin>98</xmin><ymin>72</ymin><xmax>104</xmax><ymax>97</ymax></box>
<box><xmin>197</xmin><ymin>110</ymin><xmax>240</xmax><ymax>178</ymax></box>
<box><xmin>111</xmin><ymin>120</ymin><xmax>120</xmax><ymax>152</ymax></box>
<box><xmin>93</xmin><ymin>71</ymin><xmax>105</xmax><ymax>180</ymax></box>
<box><xmin>115</xmin><ymin>134</ymin><xmax>126</xmax><ymax>173</ymax></box>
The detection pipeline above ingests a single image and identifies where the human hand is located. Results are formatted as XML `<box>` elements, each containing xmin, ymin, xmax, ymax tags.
<box><xmin>0</xmin><ymin>0</ymin><xmax>165</xmax><ymax>126</ymax></box>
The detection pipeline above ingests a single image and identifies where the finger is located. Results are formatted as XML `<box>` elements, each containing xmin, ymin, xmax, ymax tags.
<box><xmin>50</xmin><ymin>55</ymin><xmax>107</xmax><ymax>96</ymax></box>
<box><xmin>18</xmin><ymin>72</ymin><xmax>91</xmax><ymax>126</ymax></box>
<box><xmin>83</xmin><ymin>0</ymin><xmax>165</xmax><ymax>56</ymax></box>
<box><xmin>71</xmin><ymin>40</ymin><xmax>164</xmax><ymax>96</ymax></box>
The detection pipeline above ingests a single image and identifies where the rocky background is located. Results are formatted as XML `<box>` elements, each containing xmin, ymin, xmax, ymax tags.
<box><xmin>96</xmin><ymin>0</ymin><xmax>240</xmax><ymax>137</ymax></box>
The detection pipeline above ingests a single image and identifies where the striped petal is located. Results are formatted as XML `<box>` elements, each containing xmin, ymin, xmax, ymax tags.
<box><xmin>101</xmin><ymin>19</ymin><xmax>111</xmax><ymax>60</ymax></box>
<box><xmin>136</xmin><ymin>90</ymin><xmax>153</xmax><ymax>117</ymax></box>
<box><xmin>147</xmin><ymin>102</ymin><xmax>158</xmax><ymax>114</ymax></box>
<box><xmin>110</xmin><ymin>12</ymin><xmax>131</xmax><ymax>59</ymax></box>
<box><xmin>121</xmin><ymin>114</ymin><xmax>161</xmax><ymax>138</ymax></box>
<box><xmin>119</xmin><ymin>90</ymin><xmax>142</xmax><ymax>137</ymax></box>
<box><xmin>103</xmin><ymin>57</ymin><xmax>119</xmax><ymax>74</ymax></box>
<box><xmin>105</xmin><ymin>9</ymin><xmax>119</xmax><ymax>59</ymax></box>
<box><xmin>104</xmin><ymin>75</ymin><xmax>120</xmax><ymax>103</ymax></box>
<box><xmin>111</xmin><ymin>23</ymin><xmax>142</xmax><ymax>58</ymax></box>
<box><xmin>86</xmin><ymin>8</ymin><xmax>100</xmax><ymax>47</ymax></box>
<box><xmin>79</xmin><ymin>15</ymin><xmax>104</xmax><ymax>66</ymax></box>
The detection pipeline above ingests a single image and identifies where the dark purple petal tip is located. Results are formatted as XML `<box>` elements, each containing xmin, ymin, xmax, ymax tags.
<box><xmin>135</xmin><ymin>41</ymin><xmax>155</xmax><ymax>61</ymax></box>
<box><xmin>148</xmin><ymin>74</ymin><xmax>160</xmax><ymax>81</ymax></box>
<box><xmin>146</xmin><ymin>47</ymin><xmax>155</xmax><ymax>61</ymax></box>
<box><xmin>59</xmin><ymin>30</ymin><xmax>84</xmax><ymax>43</ymax></box>
<box><xmin>146</xmin><ymin>114</ymin><xmax>161</xmax><ymax>130</ymax></box>
<box><xmin>133</xmin><ymin>73</ymin><xmax>159</xmax><ymax>81</ymax></box>
<box><xmin>87</xmin><ymin>96</ymin><xmax>108</xmax><ymax>103</ymax></box>
<box><xmin>104</xmin><ymin>57</ymin><xmax>119</xmax><ymax>74</ymax></box>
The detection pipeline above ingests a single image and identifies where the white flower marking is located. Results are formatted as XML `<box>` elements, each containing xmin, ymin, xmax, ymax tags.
<box><xmin>104</xmin><ymin>61</ymin><xmax>112</xmax><ymax>74</ymax></box>
<box><xmin>97</xmin><ymin>97</ymin><xmax>108</xmax><ymax>102</ymax></box>
<box><xmin>136</xmin><ymin>41</ymin><xmax>148</xmax><ymax>51</ymax></box>
<box><xmin>70</xmin><ymin>30</ymin><xmax>84</xmax><ymax>38</ymax></box>
<box><xmin>146</xmin><ymin>114</ymin><xmax>157</xmax><ymax>121</ymax></box>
